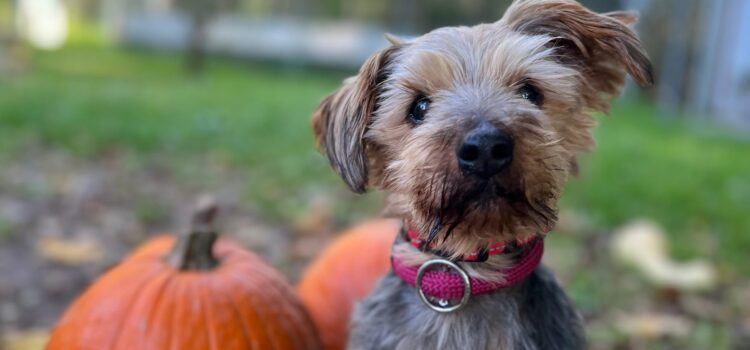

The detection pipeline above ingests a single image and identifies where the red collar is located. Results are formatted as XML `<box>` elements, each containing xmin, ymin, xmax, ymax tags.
<box><xmin>393</xmin><ymin>226</ymin><xmax>545</xmax><ymax>300</ymax></box>
<box><xmin>404</xmin><ymin>225</ymin><xmax>541</xmax><ymax>262</ymax></box>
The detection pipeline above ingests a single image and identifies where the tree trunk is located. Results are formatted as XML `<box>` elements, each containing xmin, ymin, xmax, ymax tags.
<box><xmin>1</xmin><ymin>0</ymin><xmax>28</xmax><ymax>74</ymax></box>
<box><xmin>185</xmin><ymin>11</ymin><xmax>209</xmax><ymax>76</ymax></box>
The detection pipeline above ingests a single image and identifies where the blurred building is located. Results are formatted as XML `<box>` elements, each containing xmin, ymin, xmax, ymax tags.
<box><xmin>630</xmin><ymin>0</ymin><xmax>749</xmax><ymax>128</ymax></box>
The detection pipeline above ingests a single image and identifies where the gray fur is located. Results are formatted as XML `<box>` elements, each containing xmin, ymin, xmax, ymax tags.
<box><xmin>348</xmin><ymin>266</ymin><xmax>585</xmax><ymax>350</ymax></box>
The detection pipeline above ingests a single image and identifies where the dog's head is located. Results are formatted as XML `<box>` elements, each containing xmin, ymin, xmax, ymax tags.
<box><xmin>313</xmin><ymin>0</ymin><xmax>652</xmax><ymax>255</ymax></box>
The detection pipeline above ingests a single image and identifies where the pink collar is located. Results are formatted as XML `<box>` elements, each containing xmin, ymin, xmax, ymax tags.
<box><xmin>405</xmin><ymin>226</ymin><xmax>539</xmax><ymax>262</ymax></box>
<box><xmin>392</xmin><ymin>237</ymin><xmax>544</xmax><ymax>300</ymax></box>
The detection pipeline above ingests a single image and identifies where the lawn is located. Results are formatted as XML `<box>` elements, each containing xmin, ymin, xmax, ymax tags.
<box><xmin>567</xmin><ymin>104</ymin><xmax>750</xmax><ymax>270</ymax></box>
<box><xmin>0</xmin><ymin>41</ymin><xmax>373</xmax><ymax>219</ymax></box>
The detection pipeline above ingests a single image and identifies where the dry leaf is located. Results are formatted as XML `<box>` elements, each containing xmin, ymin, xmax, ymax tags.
<box><xmin>615</xmin><ymin>312</ymin><xmax>692</xmax><ymax>339</ymax></box>
<box><xmin>4</xmin><ymin>329</ymin><xmax>48</xmax><ymax>350</ymax></box>
<box><xmin>36</xmin><ymin>235</ymin><xmax>103</xmax><ymax>265</ymax></box>
<box><xmin>612</xmin><ymin>219</ymin><xmax>716</xmax><ymax>291</ymax></box>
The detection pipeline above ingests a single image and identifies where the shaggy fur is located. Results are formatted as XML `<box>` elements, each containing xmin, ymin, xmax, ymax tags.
<box><xmin>312</xmin><ymin>0</ymin><xmax>652</xmax><ymax>349</ymax></box>
<box><xmin>349</xmin><ymin>265</ymin><xmax>583</xmax><ymax>349</ymax></box>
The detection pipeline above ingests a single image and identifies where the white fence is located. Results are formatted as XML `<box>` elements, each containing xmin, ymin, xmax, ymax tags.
<box><xmin>120</xmin><ymin>12</ymin><xmax>395</xmax><ymax>70</ymax></box>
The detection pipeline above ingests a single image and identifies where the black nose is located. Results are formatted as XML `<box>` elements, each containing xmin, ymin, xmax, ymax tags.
<box><xmin>457</xmin><ymin>123</ymin><xmax>513</xmax><ymax>178</ymax></box>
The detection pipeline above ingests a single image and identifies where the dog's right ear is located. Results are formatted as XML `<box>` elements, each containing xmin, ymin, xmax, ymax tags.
<box><xmin>312</xmin><ymin>44</ymin><xmax>401</xmax><ymax>193</ymax></box>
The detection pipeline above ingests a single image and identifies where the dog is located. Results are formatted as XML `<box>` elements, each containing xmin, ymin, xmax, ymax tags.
<box><xmin>312</xmin><ymin>0</ymin><xmax>652</xmax><ymax>348</ymax></box>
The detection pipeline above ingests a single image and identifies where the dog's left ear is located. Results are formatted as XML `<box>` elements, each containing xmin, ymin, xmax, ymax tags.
<box><xmin>503</xmin><ymin>0</ymin><xmax>653</xmax><ymax>104</ymax></box>
<box><xmin>312</xmin><ymin>44</ymin><xmax>401</xmax><ymax>193</ymax></box>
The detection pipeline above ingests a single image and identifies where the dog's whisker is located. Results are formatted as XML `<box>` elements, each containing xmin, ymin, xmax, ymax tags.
<box><xmin>535</xmin><ymin>155</ymin><xmax>559</xmax><ymax>162</ymax></box>
<box><xmin>427</xmin><ymin>217</ymin><xmax>442</xmax><ymax>244</ymax></box>
<box><xmin>539</xmin><ymin>138</ymin><xmax>564</xmax><ymax>147</ymax></box>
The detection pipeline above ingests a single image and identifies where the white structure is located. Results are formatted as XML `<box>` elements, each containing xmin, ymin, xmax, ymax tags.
<box><xmin>16</xmin><ymin>0</ymin><xmax>69</xmax><ymax>50</ymax></box>
<box><xmin>638</xmin><ymin>0</ymin><xmax>750</xmax><ymax>128</ymax></box>
<box><xmin>118</xmin><ymin>12</ymin><xmax>394</xmax><ymax>70</ymax></box>
<box><xmin>688</xmin><ymin>0</ymin><xmax>750</xmax><ymax>128</ymax></box>
<box><xmin>115</xmin><ymin>0</ymin><xmax>750</xmax><ymax>128</ymax></box>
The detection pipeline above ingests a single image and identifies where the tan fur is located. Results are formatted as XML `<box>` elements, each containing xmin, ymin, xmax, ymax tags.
<box><xmin>313</xmin><ymin>0</ymin><xmax>652</xmax><ymax>265</ymax></box>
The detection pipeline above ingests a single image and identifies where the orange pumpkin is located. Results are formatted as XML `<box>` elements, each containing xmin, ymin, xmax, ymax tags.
<box><xmin>47</xmin><ymin>198</ymin><xmax>321</xmax><ymax>350</ymax></box>
<box><xmin>297</xmin><ymin>219</ymin><xmax>399</xmax><ymax>350</ymax></box>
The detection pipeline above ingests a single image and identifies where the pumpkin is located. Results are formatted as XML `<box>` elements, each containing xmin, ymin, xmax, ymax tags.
<box><xmin>47</xmin><ymin>198</ymin><xmax>322</xmax><ymax>350</ymax></box>
<box><xmin>297</xmin><ymin>219</ymin><xmax>399</xmax><ymax>350</ymax></box>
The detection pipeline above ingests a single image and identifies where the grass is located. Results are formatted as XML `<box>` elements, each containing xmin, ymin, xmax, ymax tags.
<box><xmin>0</xmin><ymin>41</ymin><xmax>367</xmax><ymax>220</ymax></box>
<box><xmin>0</xmin><ymin>38</ymin><xmax>748</xmax><ymax>273</ymax></box>
<box><xmin>566</xmin><ymin>105</ymin><xmax>750</xmax><ymax>271</ymax></box>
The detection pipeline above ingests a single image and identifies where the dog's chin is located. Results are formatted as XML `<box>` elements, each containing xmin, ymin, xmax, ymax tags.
<box><xmin>411</xmin><ymin>179</ymin><xmax>555</xmax><ymax>244</ymax></box>
<box><xmin>455</xmin><ymin>178</ymin><xmax>526</xmax><ymax>210</ymax></box>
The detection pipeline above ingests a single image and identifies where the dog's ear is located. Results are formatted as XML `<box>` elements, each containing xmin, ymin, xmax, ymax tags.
<box><xmin>503</xmin><ymin>0</ymin><xmax>653</xmax><ymax>105</ymax></box>
<box><xmin>312</xmin><ymin>44</ymin><xmax>400</xmax><ymax>193</ymax></box>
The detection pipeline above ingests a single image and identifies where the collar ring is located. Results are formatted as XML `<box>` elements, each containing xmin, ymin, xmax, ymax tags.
<box><xmin>415</xmin><ymin>258</ymin><xmax>471</xmax><ymax>313</ymax></box>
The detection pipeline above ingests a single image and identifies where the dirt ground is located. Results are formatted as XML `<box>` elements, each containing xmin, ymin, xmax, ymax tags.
<box><xmin>1</xmin><ymin>144</ymin><xmax>749</xmax><ymax>350</ymax></box>
<box><xmin>0</xmin><ymin>145</ymin><xmax>339</xmax><ymax>338</ymax></box>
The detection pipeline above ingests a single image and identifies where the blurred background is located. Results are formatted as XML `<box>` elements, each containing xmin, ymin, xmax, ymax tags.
<box><xmin>0</xmin><ymin>0</ymin><xmax>748</xmax><ymax>349</ymax></box>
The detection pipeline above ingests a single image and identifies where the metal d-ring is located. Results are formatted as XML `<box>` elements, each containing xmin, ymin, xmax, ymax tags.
<box><xmin>415</xmin><ymin>258</ymin><xmax>471</xmax><ymax>313</ymax></box>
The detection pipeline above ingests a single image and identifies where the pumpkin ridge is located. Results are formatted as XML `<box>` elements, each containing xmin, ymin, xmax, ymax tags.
<box><xmin>246</xmin><ymin>267</ymin><xmax>321</xmax><ymax>348</ymax></box>
<box><xmin>65</xmin><ymin>261</ymin><xmax>165</xmax><ymax>347</ymax></box>
<box><xmin>167</xmin><ymin>277</ymin><xmax>190</xmax><ymax>350</ymax></box>
<box><xmin>142</xmin><ymin>272</ymin><xmax>178</xmax><ymax>349</ymax></box>
<box><xmin>233</xmin><ymin>262</ymin><xmax>312</xmax><ymax>310</ymax></box>
<box><xmin>234</xmin><ymin>264</ymin><xmax>318</xmax><ymax>349</ymax></box>
<box><xmin>67</xmin><ymin>260</ymin><xmax>167</xmax><ymax>347</ymax></box>
<box><xmin>225</xmin><ymin>270</ymin><xmax>288</xmax><ymax>350</ymax></box>
<box><xmin>160</xmin><ymin>277</ymin><xmax>181</xmax><ymax>350</ymax></box>
<box><xmin>211</xmin><ymin>276</ymin><xmax>254</xmax><ymax>349</ymax></box>
<box><xmin>194</xmin><ymin>280</ymin><xmax>218</xmax><ymax>350</ymax></box>
<box><xmin>108</xmin><ymin>269</ymin><xmax>173</xmax><ymax>350</ymax></box>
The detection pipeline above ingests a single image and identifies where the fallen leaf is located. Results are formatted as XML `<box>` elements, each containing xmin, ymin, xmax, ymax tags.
<box><xmin>4</xmin><ymin>329</ymin><xmax>48</xmax><ymax>350</ymax></box>
<box><xmin>612</xmin><ymin>219</ymin><xmax>716</xmax><ymax>291</ymax></box>
<box><xmin>36</xmin><ymin>235</ymin><xmax>103</xmax><ymax>265</ymax></box>
<box><xmin>615</xmin><ymin>312</ymin><xmax>692</xmax><ymax>339</ymax></box>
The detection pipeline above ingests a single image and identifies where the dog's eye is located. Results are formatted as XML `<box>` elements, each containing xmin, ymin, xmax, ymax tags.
<box><xmin>408</xmin><ymin>96</ymin><xmax>430</xmax><ymax>124</ymax></box>
<box><xmin>518</xmin><ymin>83</ymin><xmax>543</xmax><ymax>106</ymax></box>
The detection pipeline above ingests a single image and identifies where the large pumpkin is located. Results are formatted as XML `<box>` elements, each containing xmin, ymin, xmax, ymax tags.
<box><xmin>47</xmin><ymin>199</ymin><xmax>322</xmax><ymax>350</ymax></box>
<box><xmin>297</xmin><ymin>219</ymin><xmax>399</xmax><ymax>350</ymax></box>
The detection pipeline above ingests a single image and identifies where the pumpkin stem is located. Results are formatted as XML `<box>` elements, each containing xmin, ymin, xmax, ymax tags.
<box><xmin>166</xmin><ymin>196</ymin><xmax>220</xmax><ymax>270</ymax></box>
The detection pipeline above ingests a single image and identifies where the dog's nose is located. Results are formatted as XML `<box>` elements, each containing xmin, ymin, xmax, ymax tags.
<box><xmin>457</xmin><ymin>123</ymin><xmax>513</xmax><ymax>178</ymax></box>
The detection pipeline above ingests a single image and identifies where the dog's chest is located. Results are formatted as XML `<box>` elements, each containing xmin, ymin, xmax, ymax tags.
<box><xmin>348</xmin><ymin>267</ymin><xmax>585</xmax><ymax>350</ymax></box>
<box><xmin>347</xmin><ymin>273</ymin><xmax>538</xmax><ymax>350</ymax></box>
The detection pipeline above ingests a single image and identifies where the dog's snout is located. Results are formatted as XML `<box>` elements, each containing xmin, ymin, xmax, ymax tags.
<box><xmin>457</xmin><ymin>123</ymin><xmax>513</xmax><ymax>178</ymax></box>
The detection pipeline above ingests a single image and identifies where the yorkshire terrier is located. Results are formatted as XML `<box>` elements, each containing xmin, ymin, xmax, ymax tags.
<box><xmin>312</xmin><ymin>0</ymin><xmax>652</xmax><ymax>348</ymax></box>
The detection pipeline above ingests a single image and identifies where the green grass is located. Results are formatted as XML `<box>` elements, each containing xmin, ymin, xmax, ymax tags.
<box><xmin>1</xmin><ymin>39</ymin><xmax>748</xmax><ymax>272</ymax></box>
<box><xmin>565</xmin><ymin>105</ymin><xmax>750</xmax><ymax>272</ymax></box>
<box><xmin>0</xmin><ymin>42</ymin><xmax>368</xmax><ymax>220</ymax></box>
